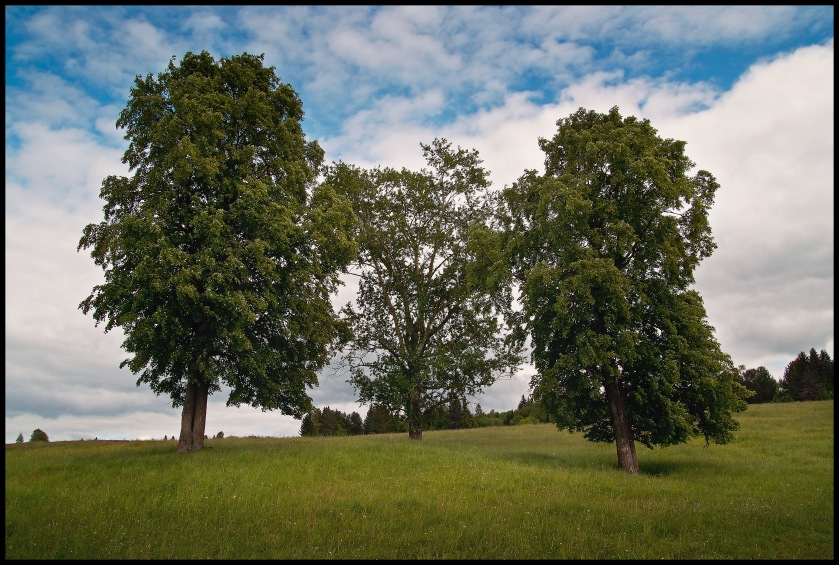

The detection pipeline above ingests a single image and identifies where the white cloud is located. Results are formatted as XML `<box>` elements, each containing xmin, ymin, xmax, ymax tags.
<box><xmin>4</xmin><ymin>7</ymin><xmax>833</xmax><ymax>442</ymax></box>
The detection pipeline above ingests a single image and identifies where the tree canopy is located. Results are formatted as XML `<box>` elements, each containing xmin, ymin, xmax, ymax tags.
<box><xmin>739</xmin><ymin>366</ymin><xmax>779</xmax><ymax>404</ymax></box>
<box><xmin>323</xmin><ymin>139</ymin><xmax>521</xmax><ymax>439</ymax></box>
<box><xmin>502</xmin><ymin>106</ymin><xmax>749</xmax><ymax>473</ymax></box>
<box><xmin>78</xmin><ymin>51</ymin><xmax>356</xmax><ymax>452</ymax></box>
<box><xmin>778</xmin><ymin>348</ymin><xmax>833</xmax><ymax>401</ymax></box>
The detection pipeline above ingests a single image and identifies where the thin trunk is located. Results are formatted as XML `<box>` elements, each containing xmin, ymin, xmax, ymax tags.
<box><xmin>177</xmin><ymin>381</ymin><xmax>210</xmax><ymax>453</ymax></box>
<box><xmin>408</xmin><ymin>384</ymin><xmax>423</xmax><ymax>440</ymax></box>
<box><xmin>604</xmin><ymin>378</ymin><xmax>639</xmax><ymax>474</ymax></box>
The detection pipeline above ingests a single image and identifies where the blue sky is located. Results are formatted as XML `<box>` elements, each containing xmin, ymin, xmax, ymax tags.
<box><xmin>5</xmin><ymin>6</ymin><xmax>834</xmax><ymax>442</ymax></box>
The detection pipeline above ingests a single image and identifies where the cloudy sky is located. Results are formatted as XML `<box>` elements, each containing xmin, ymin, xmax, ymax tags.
<box><xmin>5</xmin><ymin>6</ymin><xmax>834</xmax><ymax>443</ymax></box>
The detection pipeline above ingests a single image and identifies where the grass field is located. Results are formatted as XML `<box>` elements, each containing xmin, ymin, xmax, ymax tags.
<box><xmin>5</xmin><ymin>400</ymin><xmax>833</xmax><ymax>559</ymax></box>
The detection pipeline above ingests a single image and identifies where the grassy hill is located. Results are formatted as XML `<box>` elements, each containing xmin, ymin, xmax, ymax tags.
<box><xmin>5</xmin><ymin>400</ymin><xmax>833</xmax><ymax>559</ymax></box>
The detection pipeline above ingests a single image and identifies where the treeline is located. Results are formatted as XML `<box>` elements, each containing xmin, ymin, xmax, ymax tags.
<box><xmin>302</xmin><ymin>346</ymin><xmax>834</xmax><ymax>437</ymax></box>
<box><xmin>739</xmin><ymin>348</ymin><xmax>833</xmax><ymax>404</ymax></box>
<box><xmin>300</xmin><ymin>395</ymin><xmax>552</xmax><ymax>437</ymax></box>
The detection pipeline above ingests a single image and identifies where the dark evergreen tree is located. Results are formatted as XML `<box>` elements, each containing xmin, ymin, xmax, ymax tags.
<box><xmin>349</xmin><ymin>412</ymin><xmax>365</xmax><ymax>435</ymax></box>
<box><xmin>814</xmin><ymin>349</ymin><xmax>834</xmax><ymax>396</ymax></box>
<box><xmin>15</xmin><ymin>433</ymin><xmax>24</xmax><ymax>443</ymax></box>
<box><xmin>461</xmin><ymin>398</ymin><xmax>476</xmax><ymax>429</ymax></box>
<box><xmin>319</xmin><ymin>406</ymin><xmax>339</xmax><ymax>436</ymax></box>
<box><xmin>300</xmin><ymin>408</ymin><xmax>321</xmax><ymax>436</ymax></box>
<box><xmin>363</xmin><ymin>403</ymin><xmax>397</xmax><ymax>434</ymax></box>
<box><xmin>445</xmin><ymin>395</ymin><xmax>475</xmax><ymax>429</ymax></box>
<box><xmin>779</xmin><ymin>349</ymin><xmax>833</xmax><ymax>401</ymax></box>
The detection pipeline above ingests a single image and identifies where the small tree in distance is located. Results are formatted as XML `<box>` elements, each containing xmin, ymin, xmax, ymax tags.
<box><xmin>30</xmin><ymin>428</ymin><xmax>49</xmax><ymax>442</ymax></box>
<box><xmin>15</xmin><ymin>433</ymin><xmax>24</xmax><ymax>443</ymax></box>
<box><xmin>739</xmin><ymin>366</ymin><xmax>778</xmax><ymax>404</ymax></box>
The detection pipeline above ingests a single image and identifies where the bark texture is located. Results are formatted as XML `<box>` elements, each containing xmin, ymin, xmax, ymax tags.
<box><xmin>605</xmin><ymin>378</ymin><xmax>639</xmax><ymax>474</ymax></box>
<box><xmin>177</xmin><ymin>381</ymin><xmax>210</xmax><ymax>453</ymax></box>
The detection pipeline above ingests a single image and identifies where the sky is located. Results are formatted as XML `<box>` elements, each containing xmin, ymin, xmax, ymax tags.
<box><xmin>5</xmin><ymin>6</ymin><xmax>834</xmax><ymax>443</ymax></box>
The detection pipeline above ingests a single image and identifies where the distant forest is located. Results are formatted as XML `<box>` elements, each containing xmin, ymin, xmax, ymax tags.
<box><xmin>301</xmin><ymin>348</ymin><xmax>833</xmax><ymax>437</ymax></box>
<box><xmin>738</xmin><ymin>348</ymin><xmax>833</xmax><ymax>405</ymax></box>
<box><xmin>300</xmin><ymin>394</ymin><xmax>550</xmax><ymax>437</ymax></box>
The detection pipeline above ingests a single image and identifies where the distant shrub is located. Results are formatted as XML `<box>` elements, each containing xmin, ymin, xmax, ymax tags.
<box><xmin>30</xmin><ymin>428</ymin><xmax>49</xmax><ymax>442</ymax></box>
<box><xmin>16</xmin><ymin>433</ymin><xmax>24</xmax><ymax>443</ymax></box>
<box><xmin>215</xmin><ymin>431</ymin><xmax>224</xmax><ymax>439</ymax></box>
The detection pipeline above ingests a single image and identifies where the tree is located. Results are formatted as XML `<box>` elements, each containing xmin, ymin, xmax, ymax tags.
<box><xmin>30</xmin><ymin>428</ymin><xmax>49</xmax><ymax>442</ymax></box>
<box><xmin>349</xmin><ymin>411</ymin><xmax>365</xmax><ymax>435</ymax></box>
<box><xmin>300</xmin><ymin>407</ymin><xmax>321</xmax><ymax>437</ymax></box>
<box><xmin>363</xmin><ymin>403</ymin><xmax>398</xmax><ymax>434</ymax></box>
<box><xmin>324</xmin><ymin>139</ymin><xmax>522</xmax><ymax>440</ymax></box>
<box><xmin>739</xmin><ymin>366</ymin><xmax>778</xmax><ymax>404</ymax></box>
<box><xmin>446</xmin><ymin>396</ymin><xmax>474</xmax><ymax>430</ymax></box>
<box><xmin>319</xmin><ymin>406</ymin><xmax>340</xmax><ymax>437</ymax></box>
<box><xmin>778</xmin><ymin>349</ymin><xmax>833</xmax><ymax>401</ymax></box>
<box><xmin>15</xmin><ymin>433</ymin><xmax>24</xmax><ymax>443</ymax></box>
<box><xmin>78</xmin><ymin>51</ymin><xmax>356</xmax><ymax>453</ymax></box>
<box><xmin>502</xmin><ymin>106</ymin><xmax>749</xmax><ymax>474</ymax></box>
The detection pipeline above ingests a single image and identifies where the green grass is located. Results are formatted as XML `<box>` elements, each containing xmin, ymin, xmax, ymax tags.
<box><xmin>5</xmin><ymin>400</ymin><xmax>833</xmax><ymax>559</ymax></box>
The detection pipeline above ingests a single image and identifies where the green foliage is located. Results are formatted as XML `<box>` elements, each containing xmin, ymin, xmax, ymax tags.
<box><xmin>502</xmin><ymin>106</ymin><xmax>749</xmax><ymax>452</ymax></box>
<box><xmin>472</xmin><ymin>395</ymin><xmax>553</xmax><ymax>428</ymax></box>
<box><xmin>77</xmin><ymin>51</ymin><xmax>356</xmax><ymax>420</ymax></box>
<box><xmin>738</xmin><ymin>366</ymin><xmax>778</xmax><ymax>403</ymax></box>
<box><xmin>29</xmin><ymin>428</ymin><xmax>49</xmax><ymax>442</ymax></box>
<box><xmin>299</xmin><ymin>408</ymin><xmax>321</xmax><ymax>437</ymax></box>
<box><xmin>16</xmin><ymin>433</ymin><xmax>24</xmax><ymax>443</ymax></box>
<box><xmin>324</xmin><ymin>139</ymin><xmax>521</xmax><ymax>436</ymax></box>
<box><xmin>363</xmin><ymin>403</ymin><xmax>400</xmax><ymax>434</ymax></box>
<box><xmin>778</xmin><ymin>348</ymin><xmax>833</xmax><ymax>401</ymax></box>
<box><xmin>318</xmin><ymin>406</ymin><xmax>340</xmax><ymax>437</ymax></box>
<box><xmin>446</xmin><ymin>396</ymin><xmax>474</xmax><ymax>430</ymax></box>
<box><xmin>347</xmin><ymin>412</ymin><xmax>363</xmax><ymax>435</ymax></box>
<box><xmin>300</xmin><ymin>406</ymin><xmax>368</xmax><ymax>437</ymax></box>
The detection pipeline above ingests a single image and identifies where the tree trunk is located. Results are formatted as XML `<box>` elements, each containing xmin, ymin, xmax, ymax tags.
<box><xmin>177</xmin><ymin>381</ymin><xmax>210</xmax><ymax>453</ymax></box>
<box><xmin>407</xmin><ymin>385</ymin><xmax>423</xmax><ymax>440</ymax></box>
<box><xmin>604</xmin><ymin>378</ymin><xmax>639</xmax><ymax>474</ymax></box>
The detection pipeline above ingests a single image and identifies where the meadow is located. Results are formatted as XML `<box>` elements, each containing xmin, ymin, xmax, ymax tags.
<box><xmin>5</xmin><ymin>400</ymin><xmax>833</xmax><ymax>559</ymax></box>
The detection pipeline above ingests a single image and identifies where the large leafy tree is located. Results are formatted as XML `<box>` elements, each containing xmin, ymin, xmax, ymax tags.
<box><xmin>323</xmin><ymin>139</ymin><xmax>522</xmax><ymax>440</ymax></box>
<box><xmin>502</xmin><ymin>107</ymin><xmax>749</xmax><ymax>473</ymax></box>
<box><xmin>78</xmin><ymin>51</ymin><xmax>356</xmax><ymax>453</ymax></box>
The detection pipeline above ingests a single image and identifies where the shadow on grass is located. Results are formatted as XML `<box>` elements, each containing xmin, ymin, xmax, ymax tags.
<box><xmin>494</xmin><ymin>450</ymin><xmax>617</xmax><ymax>473</ymax></box>
<box><xmin>493</xmin><ymin>449</ymin><xmax>725</xmax><ymax>477</ymax></box>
